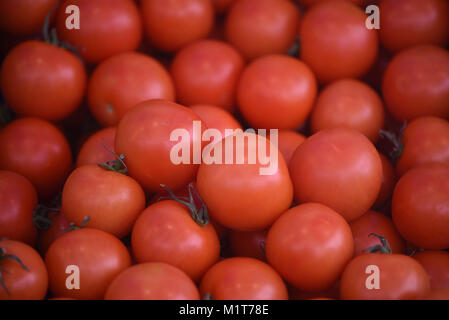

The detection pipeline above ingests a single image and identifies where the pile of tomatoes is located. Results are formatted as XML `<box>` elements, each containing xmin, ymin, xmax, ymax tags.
<box><xmin>0</xmin><ymin>0</ymin><xmax>449</xmax><ymax>301</ymax></box>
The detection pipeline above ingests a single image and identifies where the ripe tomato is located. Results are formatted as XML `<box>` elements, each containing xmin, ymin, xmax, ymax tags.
<box><xmin>413</xmin><ymin>250</ymin><xmax>449</xmax><ymax>290</ymax></box>
<box><xmin>349</xmin><ymin>210</ymin><xmax>405</xmax><ymax>257</ymax></box>
<box><xmin>115</xmin><ymin>99</ymin><xmax>206</xmax><ymax>193</ymax></box>
<box><xmin>382</xmin><ymin>46</ymin><xmax>449</xmax><ymax>122</ymax></box>
<box><xmin>425</xmin><ymin>289</ymin><xmax>449</xmax><ymax>300</ymax></box>
<box><xmin>228</xmin><ymin>229</ymin><xmax>267</xmax><ymax>261</ymax></box>
<box><xmin>0</xmin><ymin>171</ymin><xmax>38</xmax><ymax>245</ymax></box>
<box><xmin>392</xmin><ymin>164</ymin><xmax>449</xmax><ymax>249</ymax></box>
<box><xmin>266</xmin><ymin>203</ymin><xmax>354</xmax><ymax>292</ymax></box>
<box><xmin>1</xmin><ymin>41</ymin><xmax>86</xmax><ymax>121</ymax></box>
<box><xmin>56</xmin><ymin>0</ymin><xmax>142</xmax><ymax>64</ymax></box>
<box><xmin>38</xmin><ymin>210</ymin><xmax>70</xmax><ymax>255</ymax></box>
<box><xmin>105</xmin><ymin>263</ymin><xmax>200</xmax><ymax>300</ymax></box>
<box><xmin>0</xmin><ymin>239</ymin><xmax>48</xmax><ymax>300</ymax></box>
<box><xmin>141</xmin><ymin>0</ymin><xmax>214</xmax><ymax>52</ymax></box>
<box><xmin>310</xmin><ymin>79</ymin><xmax>385</xmax><ymax>143</ymax></box>
<box><xmin>225</xmin><ymin>0</ymin><xmax>301</xmax><ymax>61</ymax></box>
<box><xmin>396</xmin><ymin>117</ymin><xmax>449</xmax><ymax>177</ymax></box>
<box><xmin>0</xmin><ymin>118</ymin><xmax>73</xmax><ymax>199</ymax></box>
<box><xmin>88</xmin><ymin>52</ymin><xmax>175</xmax><ymax>127</ymax></box>
<box><xmin>300</xmin><ymin>0</ymin><xmax>378</xmax><ymax>83</ymax></box>
<box><xmin>171</xmin><ymin>40</ymin><xmax>244</xmax><ymax>112</ymax></box>
<box><xmin>237</xmin><ymin>54</ymin><xmax>317</xmax><ymax>130</ymax></box>
<box><xmin>374</xmin><ymin>154</ymin><xmax>397</xmax><ymax>208</ymax></box>
<box><xmin>190</xmin><ymin>104</ymin><xmax>242</xmax><ymax>138</ymax></box>
<box><xmin>289</xmin><ymin>128</ymin><xmax>382</xmax><ymax>221</ymax></box>
<box><xmin>276</xmin><ymin>131</ymin><xmax>306</xmax><ymax>167</ymax></box>
<box><xmin>45</xmin><ymin>228</ymin><xmax>131</xmax><ymax>299</ymax></box>
<box><xmin>200</xmin><ymin>257</ymin><xmax>288</xmax><ymax>300</ymax></box>
<box><xmin>379</xmin><ymin>0</ymin><xmax>449</xmax><ymax>52</ymax></box>
<box><xmin>76</xmin><ymin>127</ymin><xmax>117</xmax><ymax>167</ymax></box>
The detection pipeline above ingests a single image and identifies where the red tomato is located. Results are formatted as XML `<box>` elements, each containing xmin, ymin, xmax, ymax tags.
<box><xmin>190</xmin><ymin>104</ymin><xmax>242</xmax><ymax>138</ymax></box>
<box><xmin>374</xmin><ymin>154</ymin><xmax>397</xmax><ymax>208</ymax></box>
<box><xmin>382</xmin><ymin>46</ymin><xmax>449</xmax><ymax>122</ymax></box>
<box><xmin>379</xmin><ymin>0</ymin><xmax>449</xmax><ymax>53</ymax></box>
<box><xmin>413</xmin><ymin>250</ymin><xmax>449</xmax><ymax>290</ymax></box>
<box><xmin>200</xmin><ymin>257</ymin><xmax>288</xmax><ymax>300</ymax></box>
<box><xmin>425</xmin><ymin>289</ymin><xmax>449</xmax><ymax>300</ymax></box>
<box><xmin>237</xmin><ymin>54</ymin><xmax>317</xmax><ymax>130</ymax></box>
<box><xmin>45</xmin><ymin>228</ymin><xmax>131</xmax><ymax>299</ymax></box>
<box><xmin>297</xmin><ymin>0</ymin><xmax>363</xmax><ymax>8</ymax></box>
<box><xmin>289</xmin><ymin>128</ymin><xmax>383</xmax><ymax>221</ymax></box>
<box><xmin>132</xmin><ymin>200</ymin><xmax>220</xmax><ymax>282</ymax></box>
<box><xmin>0</xmin><ymin>118</ymin><xmax>73</xmax><ymax>199</ymax></box>
<box><xmin>276</xmin><ymin>131</ymin><xmax>306</xmax><ymax>167</ymax></box>
<box><xmin>171</xmin><ymin>40</ymin><xmax>244</xmax><ymax>112</ymax></box>
<box><xmin>1</xmin><ymin>41</ymin><xmax>86</xmax><ymax>121</ymax></box>
<box><xmin>396</xmin><ymin>117</ymin><xmax>449</xmax><ymax>177</ymax></box>
<box><xmin>300</xmin><ymin>0</ymin><xmax>378</xmax><ymax>83</ymax></box>
<box><xmin>0</xmin><ymin>239</ymin><xmax>48</xmax><ymax>300</ymax></box>
<box><xmin>105</xmin><ymin>263</ymin><xmax>200</xmax><ymax>300</ymax></box>
<box><xmin>56</xmin><ymin>0</ymin><xmax>142</xmax><ymax>64</ymax></box>
<box><xmin>228</xmin><ymin>229</ymin><xmax>267</xmax><ymax>261</ymax></box>
<box><xmin>310</xmin><ymin>79</ymin><xmax>385</xmax><ymax>143</ymax></box>
<box><xmin>266</xmin><ymin>203</ymin><xmax>354</xmax><ymax>292</ymax></box>
<box><xmin>141</xmin><ymin>0</ymin><xmax>214</xmax><ymax>52</ymax></box>
<box><xmin>88</xmin><ymin>52</ymin><xmax>175</xmax><ymax>127</ymax></box>
<box><xmin>38</xmin><ymin>210</ymin><xmax>70</xmax><ymax>255</ymax></box>
<box><xmin>76</xmin><ymin>127</ymin><xmax>117</xmax><ymax>167</ymax></box>
<box><xmin>225</xmin><ymin>0</ymin><xmax>300</xmax><ymax>61</ymax></box>
<box><xmin>0</xmin><ymin>171</ymin><xmax>38</xmax><ymax>245</ymax></box>
<box><xmin>392</xmin><ymin>164</ymin><xmax>449</xmax><ymax>249</ymax></box>
<box><xmin>115</xmin><ymin>99</ymin><xmax>206</xmax><ymax>193</ymax></box>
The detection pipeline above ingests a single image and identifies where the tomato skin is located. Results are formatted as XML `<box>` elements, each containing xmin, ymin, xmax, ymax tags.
<box><xmin>171</xmin><ymin>40</ymin><xmax>244</xmax><ymax>112</ymax></box>
<box><xmin>115</xmin><ymin>99</ymin><xmax>206</xmax><ymax>193</ymax></box>
<box><xmin>340</xmin><ymin>253</ymin><xmax>430</xmax><ymax>300</ymax></box>
<box><xmin>276</xmin><ymin>131</ymin><xmax>306</xmax><ymax>167</ymax></box>
<box><xmin>413</xmin><ymin>251</ymin><xmax>449</xmax><ymax>290</ymax></box>
<box><xmin>200</xmin><ymin>257</ymin><xmax>288</xmax><ymax>300</ymax></box>
<box><xmin>392</xmin><ymin>164</ymin><xmax>449</xmax><ymax>250</ymax></box>
<box><xmin>310</xmin><ymin>79</ymin><xmax>385</xmax><ymax>143</ymax></box>
<box><xmin>0</xmin><ymin>171</ymin><xmax>38</xmax><ymax>246</ymax></box>
<box><xmin>374</xmin><ymin>154</ymin><xmax>397</xmax><ymax>208</ymax></box>
<box><xmin>425</xmin><ymin>289</ymin><xmax>449</xmax><ymax>300</ymax></box>
<box><xmin>266</xmin><ymin>203</ymin><xmax>354</xmax><ymax>292</ymax></box>
<box><xmin>1</xmin><ymin>41</ymin><xmax>86</xmax><ymax>121</ymax></box>
<box><xmin>300</xmin><ymin>0</ymin><xmax>378</xmax><ymax>84</ymax></box>
<box><xmin>237</xmin><ymin>54</ymin><xmax>317</xmax><ymax>130</ymax></box>
<box><xmin>289</xmin><ymin>128</ymin><xmax>382</xmax><ymax>222</ymax></box>
<box><xmin>38</xmin><ymin>211</ymin><xmax>70</xmax><ymax>255</ymax></box>
<box><xmin>88</xmin><ymin>52</ymin><xmax>175</xmax><ymax>127</ymax></box>
<box><xmin>45</xmin><ymin>228</ymin><xmax>131</xmax><ymax>299</ymax></box>
<box><xmin>56</xmin><ymin>0</ymin><xmax>142</xmax><ymax>64</ymax></box>
<box><xmin>0</xmin><ymin>240</ymin><xmax>48</xmax><ymax>300</ymax></box>
<box><xmin>228</xmin><ymin>229</ymin><xmax>267</xmax><ymax>261</ymax></box>
<box><xmin>105</xmin><ymin>262</ymin><xmax>200</xmax><ymax>300</ymax></box>
<box><xmin>141</xmin><ymin>0</ymin><xmax>214</xmax><ymax>52</ymax></box>
<box><xmin>76</xmin><ymin>127</ymin><xmax>117</xmax><ymax>168</ymax></box>
<box><xmin>396</xmin><ymin>117</ymin><xmax>449</xmax><ymax>177</ymax></box>
<box><xmin>382</xmin><ymin>46</ymin><xmax>449</xmax><ymax>122</ymax></box>
<box><xmin>0</xmin><ymin>118</ymin><xmax>73</xmax><ymax>199</ymax></box>
<box><xmin>190</xmin><ymin>104</ymin><xmax>242</xmax><ymax>138</ymax></box>
<box><xmin>379</xmin><ymin>0</ymin><xmax>449</xmax><ymax>53</ymax></box>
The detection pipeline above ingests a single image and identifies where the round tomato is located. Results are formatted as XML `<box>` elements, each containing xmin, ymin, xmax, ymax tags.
<box><xmin>374</xmin><ymin>154</ymin><xmax>397</xmax><ymax>208</ymax></box>
<box><xmin>228</xmin><ymin>229</ymin><xmax>267</xmax><ymax>261</ymax></box>
<box><xmin>190</xmin><ymin>104</ymin><xmax>242</xmax><ymax>138</ymax></box>
<box><xmin>76</xmin><ymin>127</ymin><xmax>117</xmax><ymax>167</ymax></box>
<box><xmin>413</xmin><ymin>250</ymin><xmax>449</xmax><ymax>290</ymax></box>
<box><xmin>275</xmin><ymin>131</ymin><xmax>306</xmax><ymax>167</ymax></box>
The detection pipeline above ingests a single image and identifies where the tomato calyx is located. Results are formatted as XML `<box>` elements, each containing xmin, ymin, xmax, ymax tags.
<box><xmin>160</xmin><ymin>183</ymin><xmax>210</xmax><ymax>227</ymax></box>
<box><xmin>364</xmin><ymin>233</ymin><xmax>393</xmax><ymax>254</ymax></box>
<box><xmin>0</xmin><ymin>247</ymin><xmax>30</xmax><ymax>296</ymax></box>
<box><xmin>63</xmin><ymin>216</ymin><xmax>91</xmax><ymax>232</ymax></box>
<box><xmin>33</xmin><ymin>204</ymin><xmax>60</xmax><ymax>231</ymax></box>
<box><xmin>379</xmin><ymin>121</ymin><xmax>407</xmax><ymax>163</ymax></box>
<box><xmin>97</xmin><ymin>142</ymin><xmax>128</xmax><ymax>175</ymax></box>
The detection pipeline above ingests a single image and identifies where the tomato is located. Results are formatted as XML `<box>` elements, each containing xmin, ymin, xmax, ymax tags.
<box><xmin>297</xmin><ymin>0</ymin><xmax>363</xmax><ymax>8</ymax></box>
<box><xmin>374</xmin><ymin>154</ymin><xmax>397</xmax><ymax>208</ymax></box>
<box><xmin>76</xmin><ymin>127</ymin><xmax>117</xmax><ymax>167</ymax></box>
<box><xmin>212</xmin><ymin>0</ymin><xmax>237</xmax><ymax>14</ymax></box>
<box><xmin>425</xmin><ymin>289</ymin><xmax>449</xmax><ymax>300</ymax></box>
<box><xmin>56</xmin><ymin>0</ymin><xmax>142</xmax><ymax>64</ymax></box>
<box><xmin>105</xmin><ymin>262</ymin><xmax>200</xmax><ymax>300</ymax></box>
<box><xmin>171</xmin><ymin>40</ymin><xmax>244</xmax><ymax>112</ymax></box>
<box><xmin>310</xmin><ymin>79</ymin><xmax>385</xmax><ymax>143</ymax></box>
<box><xmin>0</xmin><ymin>0</ymin><xmax>58</xmax><ymax>36</ymax></box>
<box><xmin>0</xmin><ymin>171</ymin><xmax>38</xmax><ymax>245</ymax></box>
<box><xmin>228</xmin><ymin>229</ymin><xmax>267</xmax><ymax>261</ymax></box>
<box><xmin>190</xmin><ymin>104</ymin><xmax>242</xmax><ymax>138</ymax></box>
<box><xmin>382</xmin><ymin>46</ymin><xmax>449</xmax><ymax>122</ymax></box>
<box><xmin>132</xmin><ymin>199</ymin><xmax>220</xmax><ymax>282</ymax></box>
<box><xmin>88</xmin><ymin>52</ymin><xmax>175</xmax><ymax>127</ymax></box>
<box><xmin>38</xmin><ymin>210</ymin><xmax>70</xmax><ymax>255</ymax></box>
<box><xmin>115</xmin><ymin>99</ymin><xmax>206</xmax><ymax>193</ymax></box>
<box><xmin>0</xmin><ymin>239</ymin><xmax>48</xmax><ymax>300</ymax></box>
<box><xmin>299</xmin><ymin>0</ymin><xmax>378</xmax><ymax>84</ymax></box>
<box><xmin>141</xmin><ymin>0</ymin><xmax>214</xmax><ymax>52</ymax></box>
<box><xmin>0</xmin><ymin>118</ymin><xmax>73</xmax><ymax>199</ymax></box>
<box><xmin>396</xmin><ymin>117</ymin><xmax>449</xmax><ymax>177</ymax></box>
<box><xmin>200</xmin><ymin>257</ymin><xmax>288</xmax><ymax>300</ymax></box>
<box><xmin>225</xmin><ymin>0</ymin><xmax>300</xmax><ymax>61</ymax></box>
<box><xmin>1</xmin><ymin>41</ymin><xmax>86</xmax><ymax>121</ymax></box>
<box><xmin>413</xmin><ymin>250</ymin><xmax>449</xmax><ymax>290</ymax></box>
<box><xmin>379</xmin><ymin>0</ymin><xmax>449</xmax><ymax>53</ymax></box>
<box><xmin>350</xmin><ymin>210</ymin><xmax>405</xmax><ymax>257</ymax></box>
<box><xmin>45</xmin><ymin>228</ymin><xmax>131</xmax><ymax>299</ymax></box>
<box><xmin>196</xmin><ymin>132</ymin><xmax>293</xmax><ymax>231</ymax></box>
<box><xmin>276</xmin><ymin>131</ymin><xmax>306</xmax><ymax>167</ymax></box>
<box><xmin>289</xmin><ymin>128</ymin><xmax>382</xmax><ymax>221</ymax></box>
<box><xmin>392</xmin><ymin>164</ymin><xmax>449</xmax><ymax>249</ymax></box>
<box><xmin>237</xmin><ymin>54</ymin><xmax>317</xmax><ymax>130</ymax></box>
<box><xmin>266</xmin><ymin>203</ymin><xmax>353</xmax><ymax>292</ymax></box>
